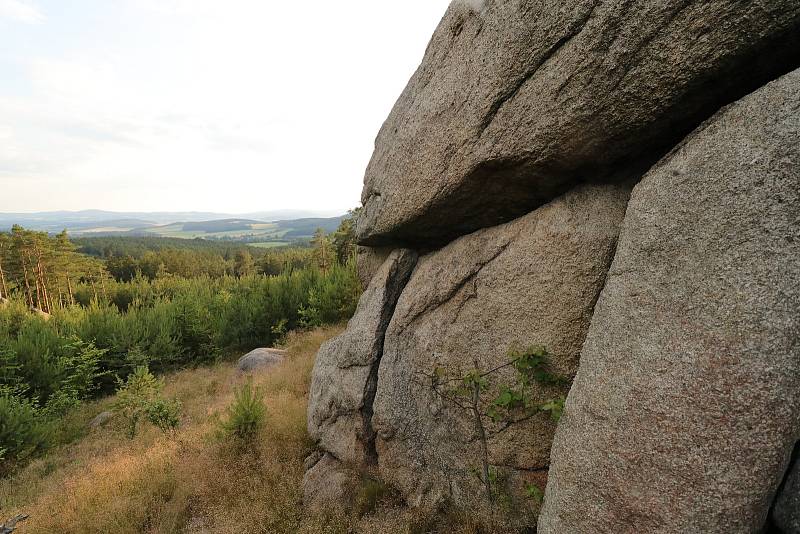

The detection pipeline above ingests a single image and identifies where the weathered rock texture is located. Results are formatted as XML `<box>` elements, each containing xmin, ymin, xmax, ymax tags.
<box><xmin>358</xmin><ymin>0</ymin><xmax>800</xmax><ymax>247</ymax></box>
<box><xmin>539</xmin><ymin>68</ymin><xmax>800</xmax><ymax>533</ymax></box>
<box><xmin>302</xmin><ymin>453</ymin><xmax>361</xmax><ymax>512</ymax></box>
<box><xmin>307</xmin><ymin>249</ymin><xmax>417</xmax><ymax>466</ymax></box>
<box><xmin>772</xmin><ymin>445</ymin><xmax>800</xmax><ymax>533</ymax></box>
<box><xmin>356</xmin><ymin>246</ymin><xmax>393</xmax><ymax>289</ymax></box>
<box><xmin>372</xmin><ymin>183</ymin><xmax>630</xmax><ymax>508</ymax></box>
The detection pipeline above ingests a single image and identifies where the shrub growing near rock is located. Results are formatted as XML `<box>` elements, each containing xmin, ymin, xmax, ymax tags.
<box><xmin>220</xmin><ymin>380</ymin><xmax>266</xmax><ymax>442</ymax></box>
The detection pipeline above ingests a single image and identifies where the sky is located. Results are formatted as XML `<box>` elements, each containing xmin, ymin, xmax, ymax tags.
<box><xmin>0</xmin><ymin>0</ymin><xmax>452</xmax><ymax>214</ymax></box>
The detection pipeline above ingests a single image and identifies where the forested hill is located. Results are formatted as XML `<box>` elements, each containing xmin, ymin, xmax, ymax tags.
<box><xmin>73</xmin><ymin>235</ymin><xmax>271</xmax><ymax>259</ymax></box>
<box><xmin>0</xmin><ymin>212</ymin><xmax>346</xmax><ymax>250</ymax></box>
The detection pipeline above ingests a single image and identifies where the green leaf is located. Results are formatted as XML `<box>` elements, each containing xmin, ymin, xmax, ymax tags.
<box><xmin>487</xmin><ymin>406</ymin><xmax>503</xmax><ymax>423</ymax></box>
<box><xmin>540</xmin><ymin>397</ymin><xmax>566</xmax><ymax>422</ymax></box>
<box><xmin>525</xmin><ymin>484</ymin><xmax>544</xmax><ymax>503</ymax></box>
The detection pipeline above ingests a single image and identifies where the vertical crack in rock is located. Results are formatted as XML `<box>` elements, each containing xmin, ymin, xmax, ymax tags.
<box><xmin>582</xmin><ymin>182</ymin><xmax>635</xmax><ymax>326</ymax></box>
<box><xmin>307</xmin><ymin>248</ymin><xmax>418</xmax><ymax>470</ymax></box>
<box><xmin>360</xmin><ymin>251</ymin><xmax>418</xmax><ymax>465</ymax></box>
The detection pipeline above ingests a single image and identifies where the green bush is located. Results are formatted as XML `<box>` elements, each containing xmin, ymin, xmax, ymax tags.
<box><xmin>0</xmin><ymin>388</ymin><xmax>51</xmax><ymax>473</ymax></box>
<box><xmin>113</xmin><ymin>366</ymin><xmax>164</xmax><ymax>438</ymax></box>
<box><xmin>145</xmin><ymin>397</ymin><xmax>182</xmax><ymax>434</ymax></box>
<box><xmin>41</xmin><ymin>339</ymin><xmax>107</xmax><ymax>418</ymax></box>
<box><xmin>220</xmin><ymin>380</ymin><xmax>266</xmax><ymax>441</ymax></box>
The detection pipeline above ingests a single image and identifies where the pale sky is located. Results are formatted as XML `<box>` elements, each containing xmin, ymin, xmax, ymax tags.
<box><xmin>0</xmin><ymin>0</ymin><xmax>451</xmax><ymax>214</ymax></box>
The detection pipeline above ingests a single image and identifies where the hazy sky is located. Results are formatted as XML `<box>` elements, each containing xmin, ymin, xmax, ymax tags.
<box><xmin>0</xmin><ymin>0</ymin><xmax>451</xmax><ymax>214</ymax></box>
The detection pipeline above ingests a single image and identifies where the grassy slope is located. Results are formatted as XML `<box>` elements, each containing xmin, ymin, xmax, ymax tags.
<box><xmin>0</xmin><ymin>327</ymin><xmax>503</xmax><ymax>534</ymax></box>
<box><xmin>1</xmin><ymin>328</ymin><xmax>341</xmax><ymax>533</ymax></box>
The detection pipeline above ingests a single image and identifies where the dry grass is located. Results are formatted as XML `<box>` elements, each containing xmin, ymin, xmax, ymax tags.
<box><xmin>0</xmin><ymin>327</ymin><xmax>341</xmax><ymax>533</ymax></box>
<box><xmin>0</xmin><ymin>326</ymin><xmax>509</xmax><ymax>534</ymax></box>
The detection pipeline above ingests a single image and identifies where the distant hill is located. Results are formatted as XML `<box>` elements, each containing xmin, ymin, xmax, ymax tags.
<box><xmin>0</xmin><ymin>211</ymin><xmax>348</xmax><ymax>248</ymax></box>
<box><xmin>0</xmin><ymin>210</ymin><xmax>226</xmax><ymax>229</ymax></box>
<box><xmin>61</xmin><ymin>219</ymin><xmax>159</xmax><ymax>232</ymax></box>
<box><xmin>181</xmin><ymin>219</ymin><xmax>267</xmax><ymax>233</ymax></box>
<box><xmin>0</xmin><ymin>209</ymin><xmax>345</xmax><ymax>233</ymax></box>
<box><xmin>135</xmin><ymin>216</ymin><xmax>345</xmax><ymax>245</ymax></box>
<box><xmin>274</xmin><ymin>217</ymin><xmax>345</xmax><ymax>238</ymax></box>
<box><xmin>72</xmin><ymin>235</ymin><xmax>269</xmax><ymax>258</ymax></box>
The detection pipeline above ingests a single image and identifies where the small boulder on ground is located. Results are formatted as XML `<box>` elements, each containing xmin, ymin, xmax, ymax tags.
<box><xmin>184</xmin><ymin>515</ymin><xmax>210</xmax><ymax>534</ymax></box>
<box><xmin>0</xmin><ymin>297</ymin><xmax>8</xmax><ymax>308</ymax></box>
<box><xmin>89</xmin><ymin>411</ymin><xmax>113</xmax><ymax>428</ymax></box>
<box><xmin>236</xmin><ymin>348</ymin><xmax>286</xmax><ymax>373</ymax></box>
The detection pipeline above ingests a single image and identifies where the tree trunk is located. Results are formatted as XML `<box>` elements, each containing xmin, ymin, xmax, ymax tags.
<box><xmin>35</xmin><ymin>259</ymin><xmax>47</xmax><ymax>312</ymax></box>
<box><xmin>0</xmin><ymin>258</ymin><xmax>7</xmax><ymax>299</ymax></box>
<box><xmin>20</xmin><ymin>254</ymin><xmax>35</xmax><ymax>309</ymax></box>
<box><xmin>66</xmin><ymin>276</ymin><xmax>74</xmax><ymax>306</ymax></box>
<box><xmin>472</xmin><ymin>382</ymin><xmax>493</xmax><ymax>505</ymax></box>
<box><xmin>36</xmin><ymin>256</ymin><xmax>50</xmax><ymax>313</ymax></box>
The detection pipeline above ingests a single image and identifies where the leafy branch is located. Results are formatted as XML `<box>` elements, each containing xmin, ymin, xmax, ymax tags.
<box><xmin>418</xmin><ymin>346</ymin><xmax>568</xmax><ymax>506</ymax></box>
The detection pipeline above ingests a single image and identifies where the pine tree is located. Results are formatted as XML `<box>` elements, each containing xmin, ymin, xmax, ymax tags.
<box><xmin>311</xmin><ymin>228</ymin><xmax>334</xmax><ymax>274</ymax></box>
<box><xmin>1</xmin><ymin>226</ymin><xmax>108</xmax><ymax>309</ymax></box>
<box><xmin>233</xmin><ymin>250</ymin><xmax>255</xmax><ymax>278</ymax></box>
<box><xmin>0</xmin><ymin>233</ymin><xmax>9</xmax><ymax>299</ymax></box>
<box><xmin>53</xmin><ymin>230</ymin><xmax>78</xmax><ymax>307</ymax></box>
<box><xmin>332</xmin><ymin>209</ymin><xmax>359</xmax><ymax>266</ymax></box>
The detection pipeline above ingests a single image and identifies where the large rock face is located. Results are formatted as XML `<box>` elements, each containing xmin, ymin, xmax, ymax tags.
<box><xmin>357</xmin><ymin>0</ymin><xmax>800</xmax><ymax>247</ymax></box>
<box><xmin>372</xmin><ymin>183</ymin><xmax>630</xmax><ymax>509</ymax></box>
<box><xmin>307</xmin><ymin>249</ymin><xmax>417</xmax><ymax>466</ymax></box>
<box><xmin>539</xmin><ymin>69</ymin><xmax>800</xmax><ymax>533</ymax></box>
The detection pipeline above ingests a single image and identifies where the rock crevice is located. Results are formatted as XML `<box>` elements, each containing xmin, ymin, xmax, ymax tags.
<box><xmin>477</xmin><ymin>0</ymin><xmax>601</xmax><ymax>136</ymax></box>
<box><xmin>307</xmin><ymin>249</ymin><xmax>417</xmax><ymax>468</ymax></box>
